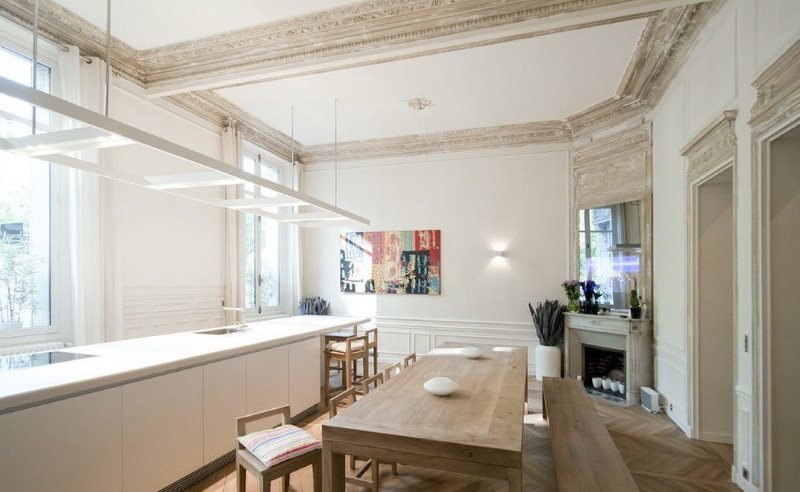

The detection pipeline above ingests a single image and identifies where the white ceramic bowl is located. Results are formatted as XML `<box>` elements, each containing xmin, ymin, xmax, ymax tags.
<box><xmin>461</xmin><ymin>346</ymin><xmax>483</xmax><ymax>359</ymax></box>
<box><xmin>592</xmin><ymin>377</ymin><xmax>602</xmax><ymax>389</ymax></box>
<box><xmin>601</xmin><ymin>379</ymin><xmax>611</xmax><ymax>390</ymax></box>
<box><xmin>423</xmin><ymin>377</ymin><xmax>458</xmax><ymax>396</ymax></box>
<box><xmin>610</xmin><ymin>381</ymin><xmax>620</xmax><ymax>393</ymax></box>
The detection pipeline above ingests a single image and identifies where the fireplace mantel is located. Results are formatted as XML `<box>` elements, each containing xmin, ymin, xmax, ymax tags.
<box><xmin>564</xmin><ymin>313</ymin><xmax>653</xmax><ymax>404</ymax></box>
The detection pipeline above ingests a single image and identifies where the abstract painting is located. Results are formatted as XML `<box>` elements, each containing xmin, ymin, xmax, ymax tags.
<box><xmin>340</xmin><ymin>230</ymin><xmax>441</xmax><ymax>295</ymax></box>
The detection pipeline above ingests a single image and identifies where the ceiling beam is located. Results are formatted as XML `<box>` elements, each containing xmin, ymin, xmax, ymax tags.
<box><xmin>143</xmin><ymin>0</ymin><xmax>710</xmax><ymax>97</ymax></box>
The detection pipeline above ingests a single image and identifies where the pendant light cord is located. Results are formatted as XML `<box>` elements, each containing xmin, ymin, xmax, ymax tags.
<box><xmin>105</xmin><ymin>0</ymin><xmax>111</xmax><ymax>117</ymax></box>
<box><xmin>334</xmin><ymin>98</ymin><xmax>338</xmax><ymax>208</ymax></box>
<box><xmin>291</xmin><ymin>105</ymin><xmax>295</xmax><ymax>191</ymax></box>
<box><xmin>31</xmin><ymin>0</ymin><xmax>38</xmax><ymax>134</ymax></box>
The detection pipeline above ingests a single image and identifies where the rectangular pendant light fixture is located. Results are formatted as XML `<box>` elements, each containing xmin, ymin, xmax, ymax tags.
<box><xmin>0</xmin><ymin>75</ymin><xmax>369</xmax><ymax>227</ymax></box>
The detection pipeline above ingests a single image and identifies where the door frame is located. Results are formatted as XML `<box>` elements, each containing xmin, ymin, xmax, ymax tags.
<box><xmin>682</xmin><ymin>111</ymin><xmax>738</xmax><ymax>443</ymax></box>
<box><xmin>749</xmin><ymin>39</ymin><xmax>800</xmax><ymax>492</ymax></box>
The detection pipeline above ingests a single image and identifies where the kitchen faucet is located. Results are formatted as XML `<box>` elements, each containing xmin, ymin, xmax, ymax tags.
<box><xmin>222</xmin><ymin>306</ymin><xmax>248</xmax><ymax>329</ymax></box>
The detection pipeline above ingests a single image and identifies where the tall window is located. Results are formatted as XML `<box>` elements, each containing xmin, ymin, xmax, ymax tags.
<box><xmin>0</xmin><ymin>46</ymin><xmax>53</xmax><ymax>331</ymax></box>
<box><xmin>242</xmin><ymin>151</ymin><xmax>281</xmax><ymax>315</ymax></box>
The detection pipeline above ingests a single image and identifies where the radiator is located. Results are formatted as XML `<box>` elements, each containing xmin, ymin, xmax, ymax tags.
<box><xmin>640</xmin><ymin>386</ymin><xmax>660</xmax><ymax>413</ymax></box>
<box><xmin>0</xmin><ymin>341</ymin><xmax>66</xmax><ymax>357</ymax></box>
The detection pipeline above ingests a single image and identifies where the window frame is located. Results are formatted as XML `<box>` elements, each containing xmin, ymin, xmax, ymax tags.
<box><xmin>241</xmin><ymin>142</ymin><xmax>291</xmax><ymax>320</ymax></box>
<box><xmin>0</xmin><ymin>26</ymin><xmax>68</xmax><ymax>346</ymax></box>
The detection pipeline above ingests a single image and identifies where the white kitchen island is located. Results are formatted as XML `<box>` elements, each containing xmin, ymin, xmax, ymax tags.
<box><xmin>0</xmin><ymin>315</ymin><xmax>369</xmax><ymax>492</ymax></box>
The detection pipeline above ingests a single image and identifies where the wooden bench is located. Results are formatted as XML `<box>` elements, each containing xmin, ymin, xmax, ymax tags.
<box><xmin>542</xmin><ymin>377</ymin><xmax>638</xmax><ymax>491</ymax></box>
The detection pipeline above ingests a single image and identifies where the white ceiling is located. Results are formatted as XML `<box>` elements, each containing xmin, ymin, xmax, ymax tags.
<box><xmin>216</xmin><ymin>19</ymin><xmax>647</xmax><ymax>145</ymax></box>
<box><xmin>55</xmin><ymin>0</ymin><xmax>357</xmax><ymax>49</ymax></box>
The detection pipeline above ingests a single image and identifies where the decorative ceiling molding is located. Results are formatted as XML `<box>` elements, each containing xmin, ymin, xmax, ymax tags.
<box><xmin>300</xmin><ymin>120</ymin><xmax>572</xmax><ymax>164</ymax></box>
<box><xmin>166</xmin><ymin>91</ymin><xmax>301</xmax><ymax>162</ymax></box>
<box><xmin>0</xmin><ymin>0</ymin><xmax>723</xmax><ymax>162</ymax></box>
<box><xmin>750</xmin><ymin>37</ymin><xmax>800</xmax><ymax>131</ymax></box>
<box><xmin>0</xmin><ymin>0</ymin><xmax>145</xmax><ymax>83</ymax></box>
<box><xmin>566</xmin><ymin>96</ymin><xmax>649</xmax><ymax>138</ymax></box>
<box><xmin>681</xmin><ymin>110</ymin><xmax>736</xmax><ymax>180</ymax></box>
<box><xmin>637</xmin><ymin>1</ymin><xmax>721</xmax><ymax>107</ymax></box>
<box><xmin>567</xmin><ymin>1</ymin><xmax>720</xmax><ymax>138</ymax></box>
<box><xmin>137</xmin><ymin>0</ymin><xmax>643</xmax><ymax>91</ymax></box>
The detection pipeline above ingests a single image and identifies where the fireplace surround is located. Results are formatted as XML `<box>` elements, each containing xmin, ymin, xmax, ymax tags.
<box><xmin>564</xmin><ymin>313</ymin><xmax>652</xmax><ymax>403</ymax></box>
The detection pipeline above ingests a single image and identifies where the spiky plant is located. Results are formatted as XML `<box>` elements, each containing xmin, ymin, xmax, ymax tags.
<box><xmin>528</xmin><ymin>300</ymin><xmax>565</xmax><ymax>346</ymax></box>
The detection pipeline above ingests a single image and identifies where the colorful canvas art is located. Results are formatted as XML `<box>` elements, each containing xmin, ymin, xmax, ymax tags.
<box><xmin>340</xmin><ymin>230</ymin><xmax>441</xmax><ymax>295</ymax></box>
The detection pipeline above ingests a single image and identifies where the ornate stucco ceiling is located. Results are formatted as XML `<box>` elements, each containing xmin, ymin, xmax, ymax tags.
<box><xmin>0</xmin><ymin>0</ymin><xmax>721</xmax><ymax>162</ymax></box>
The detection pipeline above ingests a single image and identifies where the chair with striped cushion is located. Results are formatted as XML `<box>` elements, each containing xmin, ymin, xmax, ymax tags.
<box><xmin>236</xmin><ymin>404</ymin><xmax>321</xmax><ymax>492</ymax></box>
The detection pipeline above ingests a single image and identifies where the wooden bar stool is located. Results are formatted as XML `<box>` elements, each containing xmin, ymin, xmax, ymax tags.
<box><xmin>365</xmin><ymin>328</ymin><xmax>379</xmax><ymax>380</ymax></box>
<box><xmin>324</xmin><ymin>334</ymin><xmax>369</xmax><ymax>403</ymax></box>
<box><xmin>235</xmin><ymin>405</ymin><xmax>321</xmax><ymax>492</ymax></box>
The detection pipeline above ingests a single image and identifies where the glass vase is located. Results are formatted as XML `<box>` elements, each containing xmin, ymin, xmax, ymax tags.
<box><xmin>568</xmin><ymin>299</ymin><xmax>580</xmax><ymax>313</ymax></box>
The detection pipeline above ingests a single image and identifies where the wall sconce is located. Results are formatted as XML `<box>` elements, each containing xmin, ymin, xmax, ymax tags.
<box><xmin>493</xmin><ymin>250</ymin><xmax>506</xmax><ymax>258</ymax></box>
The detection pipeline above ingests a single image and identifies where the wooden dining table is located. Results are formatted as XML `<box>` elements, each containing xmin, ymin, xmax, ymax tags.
<box><xmin>321</xmin><ymin>342</ymin><xmax>528</xmax><ymax>491</ymax></box>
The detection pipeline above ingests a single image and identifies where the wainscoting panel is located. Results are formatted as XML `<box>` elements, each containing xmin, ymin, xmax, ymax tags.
<box><xmin>653</xmin><ymin>340</ymin><xmax>691</xmax><ymax>435</ymax></box>
<box><xmin>734</xmin><ymin>387</ymin><xmax>755</xmax><ymax>490</ymax></box>
<box><xmin>375</xmin><ymin>317</ymin><xmax>537</xmax><ymax>374</ymax></box>
<box><xmin>122</xmin><ymin>287</ymin><xmax>225</xmax><ymax>339</ymax></box>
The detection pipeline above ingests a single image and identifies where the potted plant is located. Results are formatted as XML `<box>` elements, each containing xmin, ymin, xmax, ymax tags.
<box><xmin>298</xmin><ymin>296</ymin><xmax>329</xmax><ymax>315</ymax></box>
<box><xmin>580</xmin><ymin>280</ymin><xmax>602</xmax><ymax>314</ymax></box>
<box><xmin>561</xmin><ymin>280</ymin><xmax>581</xmax><ymax>313</ymax></box>
<box><xmin>0</xmin><ymin>236</ymin><xmax>41</xmax><ymax>330</ymax></box>
<box><xmin>528</xmin><ymin>300</ymin><xmax>565</xmax><ymax>381</ymax></box>
<box><xmin>629</xmin><ymin>289</ymin><xmax>642</xmax><ymax>319</ymax></box>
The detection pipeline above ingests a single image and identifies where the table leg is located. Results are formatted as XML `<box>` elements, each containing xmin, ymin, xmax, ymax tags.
<box><xmin>322</xmin><ymin>442</ymin><xmax>345</xmax><ymax>492</ymax></box>
<box><xmin>508</xmin><ymin>468</ymin><xmax>522</xmax><ymax>492</ymax></box>
<box><xmin>542</xmin><ymin>390</ymin><xmax>547</xmax><ymax>421</ymax></box>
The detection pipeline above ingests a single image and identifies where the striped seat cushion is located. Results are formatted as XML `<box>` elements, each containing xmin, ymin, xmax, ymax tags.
<box><xmin>238</xmin><ymin>425</ymin><xmax>320</xmax><ymax>469</ymax></box>
<box><xmin>326</xmin><ymin>340</ymin><xmax>366</xmax><ymax>353</ymax></box>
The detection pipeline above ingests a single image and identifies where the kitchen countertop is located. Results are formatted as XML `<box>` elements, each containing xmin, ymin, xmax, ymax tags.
<box><xmin>0</xmin><ymin>315</ymin><xmax>370</xmax><ymax>415</ymax></box>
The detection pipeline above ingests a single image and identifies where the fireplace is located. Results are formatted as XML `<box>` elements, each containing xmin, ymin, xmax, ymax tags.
<box><xmin>564</xmin><ymin>313</ymin><xmax>653</xmax><ymax>404</ymax></box>
<box><xmin>583</xmin><ymin>345</ymin><xmax>626</xmax><ymax>399</ymax></box>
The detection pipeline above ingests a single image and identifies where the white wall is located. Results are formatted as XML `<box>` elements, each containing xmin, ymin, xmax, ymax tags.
<box><xmin>301</xmin><ymin>147</ymin><xmax>570</xmax><ymax>373</ymax></box>
<box><xmin>102</xmin><ymin>83</ymin><xmax>226</xmax><ymax>340</ymax></box>
<box><xmin>650</xmin><ymin>0</ymin><xmax>800</xmax><ymax>488</ymax></box>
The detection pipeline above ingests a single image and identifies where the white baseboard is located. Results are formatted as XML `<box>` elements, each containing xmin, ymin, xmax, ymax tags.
<box><xmin>735</xmin><ymin>474</ymin><xmax>759</xmax><ymax>492</ymax></box>
<box><xmin>373</xmin><ymin>316</ymin><xmax>538</xmax><ymax>375</ymax></box>
<box><xmin>698</xmin><ymin>430</ymin><xmax>734</xmax><ymax>444</ymax></box>
<box><xmin>666</xmin><ymin>406</ymin><xmax>693</xmax><ymax>437</ymax></box>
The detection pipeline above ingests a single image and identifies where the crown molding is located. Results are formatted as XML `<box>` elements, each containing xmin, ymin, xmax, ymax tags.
<box><xmin>638</xmin><ymin>1</ymin><xmax>721</xmax><ymax>106</ymax></box>
<box><xmin>300</xmin><ymin>120</ymin><xmax>572</xmax><ymax>164</ymax></box>
<box><xmin>138</xmin><ymin>0</ymin><xmax>640</xmax><ymax>90</ymax></box>
<box><xmin>166</xmin><ymin>91</ymin><xmax>301</xmax><ymax>162</ymax></box>
<box><xmin>566</xmin><ymin>96</ymin><xmax>649</xmax><ymax>138</ymax></box>
<box><xmin>0</xmin><ymin>0</ymin><xmax>145</xmax><ymax>83</ymax></box>
<box><xmin>0</xmin><ymin>0</ymin><xmax>723</xmax><ymax>162</ymax></box>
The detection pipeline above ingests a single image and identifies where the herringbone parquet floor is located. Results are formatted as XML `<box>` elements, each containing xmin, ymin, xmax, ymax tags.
<box><xmin>186</xmin><ymin>378</ymin><xmax>739</xmax><ymax>491</ymax></box>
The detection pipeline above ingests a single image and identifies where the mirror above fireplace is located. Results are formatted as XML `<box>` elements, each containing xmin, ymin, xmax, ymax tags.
<box><xmin>577</xmin><ymin>200</ymin><xmax>643</xmax><ymax>311</ymax></box>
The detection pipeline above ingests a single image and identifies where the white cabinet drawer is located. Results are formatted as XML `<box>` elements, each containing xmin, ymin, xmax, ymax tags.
<box><xmin>122</xmin><ymin>367</ymin><xmax>203</xmax><ymax>492</ymax></box>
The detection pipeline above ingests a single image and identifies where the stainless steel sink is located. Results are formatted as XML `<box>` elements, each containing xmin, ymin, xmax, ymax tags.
<box><xmin>194</xmin><ymin>327</ymin><xmax>248</xmax><ymax>335</ymax></box>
